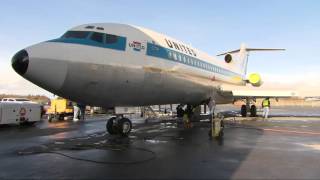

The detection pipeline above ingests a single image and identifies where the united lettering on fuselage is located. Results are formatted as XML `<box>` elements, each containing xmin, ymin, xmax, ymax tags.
<box><xmin>165</xmin><ymin>38</ymin><xmax>197</xmax><ymax>57</ymax></box>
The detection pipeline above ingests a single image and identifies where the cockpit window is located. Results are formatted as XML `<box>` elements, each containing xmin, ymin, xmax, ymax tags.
<box><xmin>62</xmin><ymin>31</ymin><xmax>90</xmax><ymax>39</ymax></box>
<box><xmin>85</xmin><ymin>26</ymin><xmax>95</xmax><ymax>29</ymax></box>
<box><xmin>105</xmin><ymin>34</ymin><xmax>118</xmax><ymax>44</ymax></box>
<box><xmin>90</xmin><ymin>32</ymin><xmax>104</xmax><ymax>43</ymax></box>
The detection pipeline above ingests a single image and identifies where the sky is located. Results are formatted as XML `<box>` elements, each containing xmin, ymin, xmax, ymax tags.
<box><xmin>0</xmin><ymin>0</ymin><xmax>319</xmax><ymax>97</ymax></box>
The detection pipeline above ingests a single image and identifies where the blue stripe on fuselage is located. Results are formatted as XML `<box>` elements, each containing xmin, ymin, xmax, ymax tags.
<box><xmin>47</xmin><ymin>37</ymin><xmax>127</xmax><ymax>51</ymax></box>
<box><xmin>146</xmin><ymin>42</ymin><xmax>242</xmax><ymax>77</ymax></box>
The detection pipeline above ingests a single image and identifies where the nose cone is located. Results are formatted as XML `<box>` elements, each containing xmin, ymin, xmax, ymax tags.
<box><xmin>12</xmin><ymin>49</ymin><xmax>29</xmax><ymax>75</ymax></box>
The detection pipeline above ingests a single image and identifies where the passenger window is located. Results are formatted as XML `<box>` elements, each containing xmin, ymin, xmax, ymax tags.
<box><xmin>90</xmin><ymin>32</ymin><xmax>104</xmax><ymax>43</ymax></box>
<box><xmin>62</xmin><ymin>31</ymin><xmax>90</xmax><ymax>39</ymax></box>
<box><xmin>105</xmin><ymin>34</ymin><xmax>118</xmax><ymax>44</ymax></box>
<box><xmin>173</xmin><ymin>53</ymin><xmax>177</xmax><ymax>61</ymax></box>
<box><xmin>168</xmin><ymin>51</ymin><xmax>173</xmax><ymax>59</ymax></box>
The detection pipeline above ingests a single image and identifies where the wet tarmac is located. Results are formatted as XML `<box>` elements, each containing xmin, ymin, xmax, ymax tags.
<box><xmin>1</xmin><ymin>109</ymin><xmax>320</xmax><ymax>179</ymax></box>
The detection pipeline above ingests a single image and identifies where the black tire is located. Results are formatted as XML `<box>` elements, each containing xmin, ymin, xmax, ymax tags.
<box><xmin>20</xmin><ymin>121</ymin><xmax>36</xmax><ymax>126</ymax></box>
<box><xmin>118</xmin><ymin>118</ymin><xmax>132</xmax><ymax>136</ymax></box>
<box><xmin>241</xmin><ymin>105</ymin><xmax>247</xmax><ymax>117</ymax></box>
<box><xmin>26</xmin><ymin>121</ymin><xmax>36</xmax><ymax>126</ymax></box>
<box><xmin>58</xmin><ymin>114</ymin><xmax>65</xmax><ymax>121</ymax></box>
<box><xmin>250</xmin><ymin>105</ymin><xmax>257</xmax><ymax>117</ymax></box>
<box><xmin>106</xmin><ymin>117</ymin><xmax>117</xmax><ymax>135</ymax></box>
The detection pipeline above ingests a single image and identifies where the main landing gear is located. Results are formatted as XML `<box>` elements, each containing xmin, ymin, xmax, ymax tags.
<box><xmin>241</xmin><ymin>104</ymin><xmax>257</xmax><ymax>117</ymax></box>
<box><xmin>106</xmin><ymin>116</ymin><xmax>132</xmax><ymax>136</ymax></box>
<box><xmin>240</xmin><ymin>97</ymin><xmax>257</xmax><ymax>117</ymax></box>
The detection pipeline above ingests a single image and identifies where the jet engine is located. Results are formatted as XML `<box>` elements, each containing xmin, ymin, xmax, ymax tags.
<box><xmin>248</xmin><ymin>73</ymin><xmax>262</xmax><ymax>87</ymax></box>
<box><xmin>224</xmin><ymin>54</ymin><xmax>232</xmax><ymax>63</ymax></box>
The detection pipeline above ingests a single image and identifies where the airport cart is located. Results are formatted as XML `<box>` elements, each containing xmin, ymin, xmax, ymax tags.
<box><xmin>46</xmin><ymin>97</ymin><xmax>74</xmax><ymax>122</ymax></box>
<box><xmin>0</xmin><ymin>101</ymin><xmax>42</xmax><ymax>125</ymax></box>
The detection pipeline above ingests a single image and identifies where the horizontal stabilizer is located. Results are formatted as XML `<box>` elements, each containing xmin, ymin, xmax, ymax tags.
<box><xmin>217</xmin><ymin>48</ymin><xmax>285</xmax><ymax>56</ymax></box>
<box><xmin>232</xmin><ymin>90</ymin><xmax>298</xmax><ymax>98</ymax></box>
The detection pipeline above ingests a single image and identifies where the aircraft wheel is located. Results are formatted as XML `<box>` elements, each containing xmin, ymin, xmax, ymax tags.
<box><xmin>241</xmin><ymin>105</ymin><xmax>247</xmax><ymax>117</ymax></box>
<box><xmin>58</xmin><ymin>114</ymin><xmax>65</xmax><ymax>121</ymax></box>
<box><xmin>106</xmin><ymin>117</ymin><xmax>117</xmax><ymax>135</ymax></box>
<box><xmin>250</xmin><ymin>105</ymin><xmax>257</xmax><ymax>117</ymax></box>
<box><xmin>118</xmin><ymin>118</ymin><xmax>132</xmax><ymax>136</ymax></box>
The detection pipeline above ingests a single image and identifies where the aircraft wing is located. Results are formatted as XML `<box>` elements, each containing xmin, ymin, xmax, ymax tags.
<box><xmin>220</xmin><ymin>84</ymin><xmax>298</xmax><ymax>99</ymax></box>
<box><xmin>231</xmin><ymin>90</ymin><xmax>298</xmax><ymax>99</ymax></box>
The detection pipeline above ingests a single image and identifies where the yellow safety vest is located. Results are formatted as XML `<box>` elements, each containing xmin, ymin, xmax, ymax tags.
<box><xmin>262</xmin><ymin>99</ymin><xmax>270</xmax><ymax>107</ymax></box>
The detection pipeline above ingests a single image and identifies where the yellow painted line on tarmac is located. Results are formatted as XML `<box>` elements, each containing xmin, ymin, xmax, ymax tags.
<box><xmin>262</xmin><ymin>128</ymin><xmax>320</xmax><ymax>135</ymax></box>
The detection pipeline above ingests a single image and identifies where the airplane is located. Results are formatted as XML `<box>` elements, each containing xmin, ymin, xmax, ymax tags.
<box><xmin>11</xmin><ymin>23</ymin><xmax>290</xmax><ymax>136</ymax></box>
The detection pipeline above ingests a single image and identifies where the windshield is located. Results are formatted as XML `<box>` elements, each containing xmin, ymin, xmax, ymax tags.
<box><xmin>62</xmin><ymin>31</ymin><xmax>90</xmax><ymax>39</ymax></box>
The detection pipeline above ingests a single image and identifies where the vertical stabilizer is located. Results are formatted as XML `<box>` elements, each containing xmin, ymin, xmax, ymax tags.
<box><xmin>217</xmin><ymin>45</ymin><xmax>285</xmax><ymax>76</ymax></box>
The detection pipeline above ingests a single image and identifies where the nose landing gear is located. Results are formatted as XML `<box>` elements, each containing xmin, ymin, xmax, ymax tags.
<box><xmin>106</xmin><ymin>116</ymin><xmax>132</xmax><ymax>136</ymax></box>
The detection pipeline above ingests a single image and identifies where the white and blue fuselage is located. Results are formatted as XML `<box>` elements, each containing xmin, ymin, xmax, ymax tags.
<box><xmin>12</xmin><ymin>23</ymin><xmax>246</xmax><ymax>107</ymax></box>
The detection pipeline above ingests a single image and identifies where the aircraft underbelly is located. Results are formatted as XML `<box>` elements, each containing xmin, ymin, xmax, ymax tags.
<box><xmin>59</xmin><ymin>61</ymin><xmax>231</xmax><ymax>107</ymax></box>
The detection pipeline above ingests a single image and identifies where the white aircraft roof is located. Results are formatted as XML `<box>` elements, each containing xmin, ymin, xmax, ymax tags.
<box><xmin>70</xmin><ymin>23</ymin><xmax>231</xmax><ymax>70</ymax></box>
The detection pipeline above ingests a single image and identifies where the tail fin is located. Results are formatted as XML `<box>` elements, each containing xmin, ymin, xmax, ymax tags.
<box><xmin>217</xmin><ymin>44</ymin><xmax>285</xmax><ymax>76</ymax></box>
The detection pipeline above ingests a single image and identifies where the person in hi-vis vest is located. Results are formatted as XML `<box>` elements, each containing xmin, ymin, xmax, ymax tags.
<box><xmin>262</xmin><ymin>98</ymin><xmax>271</xmax><ymax>119</ymax></box>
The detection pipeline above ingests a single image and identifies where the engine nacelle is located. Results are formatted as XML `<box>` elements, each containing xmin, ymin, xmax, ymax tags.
<box><xmin>248</xmin><ymin>73</ymin><xmax>262</xmax><ymax>87</ymax></box>
<box><xmin>224</xmin><ymin>54</ymin><xmax>232</xmax><ymax>63</ymax></box>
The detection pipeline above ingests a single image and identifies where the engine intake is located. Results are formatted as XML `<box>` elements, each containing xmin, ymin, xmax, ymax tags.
<box><xmin>224</xmin><ymin>54</ymin><xmax>232</xmax><ymax>63</ymax></box>
<box><xmin>248</xmin><ymin>73</ymin><xmax>262</xmax><ymax>87</ymax></box>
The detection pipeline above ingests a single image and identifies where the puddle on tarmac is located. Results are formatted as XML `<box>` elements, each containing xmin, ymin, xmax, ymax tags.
<box><xmin>54</xmin><ymin>142</ymin><xmax>65</xmax><ymax>145</ymax></box>
<box><xmin>89</xmin><ymin>132</ymin><xmax>108</xmax><ymax>138</ymax></box>
<box><xmin>298</xmin><ymin>143</ymin><xmax>320</xmax><ymax>151</ymax></box>
<box><xmin>145</xmin><ymin>139</ymin><xmax>168</xmax><ymax>144</ymax></box>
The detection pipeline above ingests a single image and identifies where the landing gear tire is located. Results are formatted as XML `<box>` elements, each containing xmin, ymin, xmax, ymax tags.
<box><xmin>106</xmin><ymin>117</ymin><xmax>132</xmax><ymax>136</ymax></box>
<box><xmin>250</xmin><ymin>105</ymin><xmax>257</xmax><ymax>117</ymax></box>
<box><xmin>106</xmin><ymin>117</ymin><xmax>117</xmax><ymax>135</ymax></box>
<box><xmin>241</xmin><ymin>105</ymin><xmax>247</xmax><ymax>117</ymax></box>
<box><xmin>58</xmin><ymin>114</ymin><xmax>64</xmax><ymax>121</ymax></box>
<box><xmin>118</xmin><ymin>118</ymin><xmax>132</xmax><ymax>136</ymax></box>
